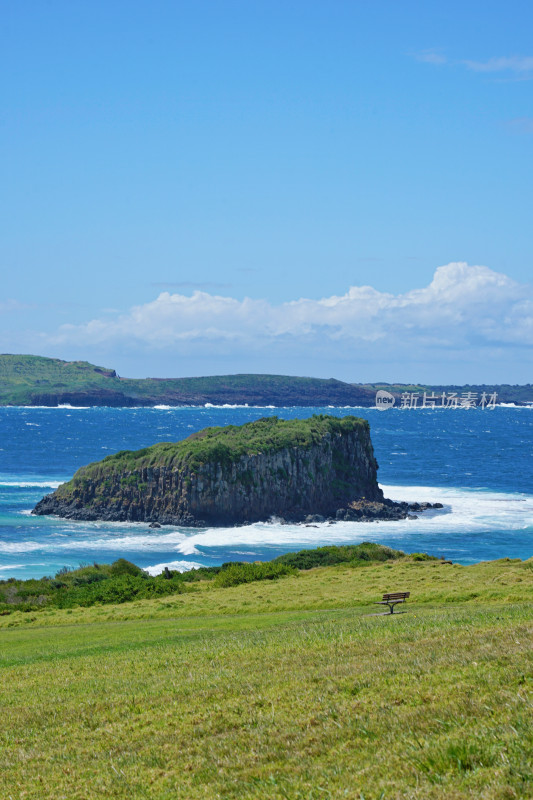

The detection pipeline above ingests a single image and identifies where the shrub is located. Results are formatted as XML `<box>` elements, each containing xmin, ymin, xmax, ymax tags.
<box><xmin>109</xmin><ymin>558</ymin><xmax>145</xmax><ymax>577</ymax></box>
<box><xmin>273</xmin><ymin>542</ymin><xmax>406</xmax><ymax>570</ymax></box>
<box><xmin>54</xmin><ymin>575</ymin><xmax>184</xmax><ymax>608</ymax></box>
<box><xmin>213</xmin><ymin>562</ymin><xmax>296</xmax><ymax>588</ymax></box>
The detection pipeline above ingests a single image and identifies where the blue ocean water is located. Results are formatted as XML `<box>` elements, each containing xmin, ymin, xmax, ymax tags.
<box><xmin>0</xmin><ymin>405</ymin><xmax>531</xmax><ymax>578</ymax></box>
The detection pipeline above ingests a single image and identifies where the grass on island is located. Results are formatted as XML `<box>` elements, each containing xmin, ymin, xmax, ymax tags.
<box><xmin>1</xmin><ymin>552</ymin><xmax>532</xmax><ymax>800</ymax></box>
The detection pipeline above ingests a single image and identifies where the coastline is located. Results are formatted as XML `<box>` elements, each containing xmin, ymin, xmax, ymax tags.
<box><xmin>1</xmin><ymin>481</ymin><xmax>532</xmax><ymax>580</ymax></box>
<box><xmin>1</xmin><ymin>406</ymin><xmax>532</xmax><ymax>579</ymax></box>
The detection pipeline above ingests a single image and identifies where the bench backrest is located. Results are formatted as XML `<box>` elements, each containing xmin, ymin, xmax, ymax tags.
<box><xmin>382</xmin><ymin>592</ymin><xmax>410</xmax><ymax>601</ymax></box>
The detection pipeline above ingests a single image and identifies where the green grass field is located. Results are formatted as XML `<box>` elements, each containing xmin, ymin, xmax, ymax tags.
<box><xmin>1</xmin><ymin>557</ymin><xmax>532</xmax><ymax>799</ymax></box>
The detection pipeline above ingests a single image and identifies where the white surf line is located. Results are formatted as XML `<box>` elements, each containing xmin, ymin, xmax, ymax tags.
<box><xmin>173</xmin><ymin>485</ymin><xmax>533</xmax><ymax>554</ymax></box>
<box><xmin>0</xmin><ymin>480</ymin><xmax>63</xmax><ymax>488</ymax></box>
<box><xmin>144</xmin><ymin>559</ymin><xmax>205</xmax><ymax>576</ymax></box>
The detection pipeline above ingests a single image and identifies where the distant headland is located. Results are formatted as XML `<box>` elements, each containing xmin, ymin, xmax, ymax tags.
<box><xmin>1</xmin><ymin>355</ymin><xmax>532</xmax><ymax>407</ymax></box>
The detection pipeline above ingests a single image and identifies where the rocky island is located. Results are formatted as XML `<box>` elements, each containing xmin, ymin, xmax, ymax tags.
<box><xmin>33</xmin><ymin>415</ymin><xmax>439</xmax><ymax>526</ymax></box>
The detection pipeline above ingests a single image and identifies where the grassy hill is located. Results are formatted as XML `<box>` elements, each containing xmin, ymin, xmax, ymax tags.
<box><xmin>2</xmin><ymin>354</ymin><xmax>532</xmax><ymax>406</ymax></box>
<box><xmin>1</xmin><ymin>549</ymin><xmax>531</xmax><ymax>799</ymax></box>
<box><xmin>0</xmin><ymin>354</ymin><xmax>376</xmax><ymax>406</ymax></box>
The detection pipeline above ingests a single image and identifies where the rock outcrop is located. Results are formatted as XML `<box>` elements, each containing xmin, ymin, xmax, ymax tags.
<box><xmin>32</xmin><ymin>415</ymin><xmax>400</xmax><ymax>526</ymax></box>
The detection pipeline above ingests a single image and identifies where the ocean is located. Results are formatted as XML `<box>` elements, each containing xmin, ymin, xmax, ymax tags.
<box><xmin>0</xmin><ymin>405</ymin><xmax>531</xmax><ymax>579</ymax></box>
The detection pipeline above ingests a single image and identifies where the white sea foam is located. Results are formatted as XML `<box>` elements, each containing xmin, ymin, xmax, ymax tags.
<box><xmin>171</xmin><ymin>484</ymin><xmax>533</xmax><ymax>555</ymax></box>
<box><xmin>205</xmin><ymin>402</ymin><xmax>248</xmax><ymax>408</ymax></box>
<box><xmin>144</xmin><ymin>560</ymin><xmax>204</xmax><ymax>576</ymax></box>
<box><xmin>2</xmin><ymin>406</ymin><xmax>82</xmax><ymax>409</ymax></box>
<box><xmin>53</xmin><ymin>526</ymin><xmax>190</xmax><ymax>552</ymax></box>
<box><xmin>178</xmin><ymin>539</ymin><xmax>202</xmax><ymax>555</ymax></box>
<box><xmin>0</xmin><ymin>480</ymin><xmax>63</xmax><ymax>488</ymax></box>
<box><xmin>3</xmin><ymin>485</ymin><xmax>531</xmax><ymax>560</ymax></box>
<box><xmin>203</xmin><ymin>403</ymin><xmax>276</xmax><ymax>409</ymax></box>
<box><xmin>496</xmin><ymin>403</ymin><xmax>533</xmax><ymax>408</ymax></box>
<box><xmin>0</xmin><ymin>541</ymin><xmax>43</xmax><ymax>553</ymax></box>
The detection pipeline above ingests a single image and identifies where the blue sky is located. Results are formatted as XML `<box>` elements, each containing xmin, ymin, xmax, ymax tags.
<box><xmin>1</xmin><ymin>1</ymin><xmax>532</xmax><ymax>382</ymax></box>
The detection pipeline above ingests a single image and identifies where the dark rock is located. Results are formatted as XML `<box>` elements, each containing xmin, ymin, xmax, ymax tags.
<box><xmin>33</xmin><ymin>416</ymin><xmax>384</xmax><ymax>527</ymax></box>
<box><xmin>31</xmin><ymin>415</ymin><xmax>446</xmax><ymax>530</ymax></box>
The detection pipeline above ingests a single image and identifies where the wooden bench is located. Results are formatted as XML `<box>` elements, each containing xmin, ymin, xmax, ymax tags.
<box><xmin>375</xmin><ymin>591</ymin><xmax>410</xmax><ymax>614</ymax></box>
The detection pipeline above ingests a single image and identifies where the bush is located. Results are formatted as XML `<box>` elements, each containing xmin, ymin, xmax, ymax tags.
<box><xmin>71</xmin><ymin>572</ymin><xmax>108</xmax><ymax>586</ymax></box>
<box><xmin>213</xmin><ymin>562</ymin><xmax>296</xmax><ymax>588</ymax></box>
<box><xmin>109</xmin><ymin>558</ymin><xmax>145</xmax><ymax>577</ymax></box>
<box><xmin>273</xmin><ymin>542</ymin><xmax>406</xmax><ymax>570</ymax></box>
<box><xmin>54</xmin><ymin>575</ymin><xmax>184</xmax><ymax>608</ymax></box>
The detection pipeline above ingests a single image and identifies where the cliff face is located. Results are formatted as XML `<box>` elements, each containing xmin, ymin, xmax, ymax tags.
<box><xmin>33</xmin><ymin>415</ymin><xmax>384</xmax><ymax>526</ymax></box>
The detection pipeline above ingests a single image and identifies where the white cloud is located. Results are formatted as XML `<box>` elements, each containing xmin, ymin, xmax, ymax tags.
<box><xmin>462</xmin><ymin>56</ymin><xmax>533</xmax><ymax>73</ymax></box>
<box><xmin>414</xmin><ymin>50</ymin><xmax>447</xmax><ymax>65</ymax></box>
<box><xmin>415</xmin><ymin>52</ymin><xmax>533</xmax><ymax>76</ymax></box>
<box><xmin>46</xmin><ymin>263</ymin><xmax>533</xmax><ymax>359</ymax></box>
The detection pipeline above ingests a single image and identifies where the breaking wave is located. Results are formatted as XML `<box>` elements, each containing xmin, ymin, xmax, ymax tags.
<box><xmin>172</xmin><ymin>484</ymin><xmax>533</xmax><ymax>555</ymax></box>
<box><xmin>144</xmin><ymin>559</ymin><xmax>205</xmax><ymax>576</ymax></box>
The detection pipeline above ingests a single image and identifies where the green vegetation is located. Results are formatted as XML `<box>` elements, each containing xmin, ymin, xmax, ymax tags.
<box><xmin>0</xmin><ymin>560</ymin><xmax>181</xmax><ymax>610</ymax></box>
<box><xmin>0</xmin><ymin>554</ymin><xmax>531</xmax><ymax>799</ymax></box>
<box><xmin>0</xmin><ymin>543</ymin><xmax>407</xmax><ymax>613</ymax></box>
<box><xmin>0</xmin><ymin>557</ymin><xmax>299</xmax><ymax>612</ymax></box>
<box><xmin>212</xmin><ymin>561</ymin><xmax>297</xmax><ymax>587</ymax></box>
<box><xmin>0</xmin><ymin>354</ymin><xmax>375</xmax><ymax>406</ymax></box>
<box><xmin>273</xmin><ymin>541</ymin><xmax>413</xmax><ymax>569</ymax></box>
<box><xmin>54</xmin><ymin>415</ymin><xmax>370</xmax><ymax>497</ymax></box>
<box><xmin>0</xmin><ymin>354</ymin><xmax>119</xmax><ymax>405</ymax></box>
<box><xmin>2</xmin><ymin>354</ymin><xmax>531</xmax><ymax>406</ymax></box>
